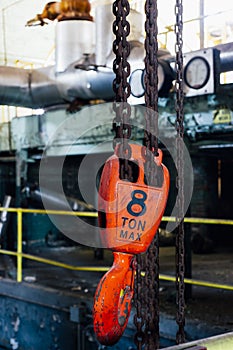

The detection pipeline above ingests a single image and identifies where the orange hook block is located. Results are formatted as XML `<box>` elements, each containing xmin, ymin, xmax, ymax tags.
<box><xmin>98</xmin><ymin>144</ymin><xmax>170</xmax><ymax>254</ymax></box>
<box><xmin>93</xmin><ymin>144</ymin><xmax>170</xmax><ymax>345</ymax></box>
<box><xmin>93</xmin><ymin>252</ymin><xmax>135</xmax><ymax>345</ymax></box>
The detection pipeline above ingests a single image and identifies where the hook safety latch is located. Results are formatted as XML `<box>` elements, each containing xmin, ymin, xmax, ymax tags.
<box><xmin>93</xmin><ymin>252</ymin><xmax>135</xmax><ymax>345</ymax></box>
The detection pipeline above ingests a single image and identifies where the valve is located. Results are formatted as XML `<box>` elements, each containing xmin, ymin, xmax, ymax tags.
<box><xmin>60</xmin><ymin>0</ymin><xmax>92</xmax><ymax>20</ymax></box>
<box><xmin>26</xmin><ymin>0</ymin><xmax>92</xmax><ymax>27</ymax></box>
<box><xmin>93</xmin><ymin>144</ymin><xmax>170</xmax><ymax>345</ymax></box>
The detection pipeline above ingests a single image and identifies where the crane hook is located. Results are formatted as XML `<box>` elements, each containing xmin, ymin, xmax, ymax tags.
<box><xmin>93</xmin><ymin>252</ymin><xmax>135</xmax><ymax>345</ymax></box>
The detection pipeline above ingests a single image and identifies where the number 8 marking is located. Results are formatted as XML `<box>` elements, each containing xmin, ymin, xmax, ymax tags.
<box><xmin>127</xmin><ymin>190</ymin><xmax>147</xmax><ymax>217</ymax></box>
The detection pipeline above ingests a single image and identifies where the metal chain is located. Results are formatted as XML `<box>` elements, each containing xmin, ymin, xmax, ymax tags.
<box><xmin>111</xmin><ymin>0</ymin><xmax>162</xmax><ymax>348</ymax></box>
<box><xmin>112</xmin><ymin>0</ymin><xmax>132</xmax><ymax>181</ymax></box>
<box><xmin>144</xmin><ymin>0</ymin><xmax>159</xmax><ymax>186</ymax></box>
<box><xmin>134</xmin><ymin>254</ymin><xmax>145</xmax><ymax>350</ymax></box>
<box><xmin>144</xmin><ymin>235</ymin><xmax>160</xmax><ymax>349</ymax></box>
<box><xmin>144</xmin><ymin>0</ymin><xmax>160</xmax><ymax>346</ymax></box>
<box><xmin>144</xmin><ymin>0</ymin><xmax>159</xmax><ymax>131</ymax></box>
<box><xmin>111</xmin><ymin>2</ymin><xmax>148</xmax><ymax>347</ymax></box>
<box><xmin>111</xmin><ymin>0</ymin><xmax>185</xmax><ymax>347</ymax></box>
<box><xmin>175</xmin><ymin>0</ymin><xmax>185</xmax><ymax>344</ymax></box>
<box><xmin>135</xmin><ymin>0</ymin><xmax>160</xmax><ymax>349</ymax></box>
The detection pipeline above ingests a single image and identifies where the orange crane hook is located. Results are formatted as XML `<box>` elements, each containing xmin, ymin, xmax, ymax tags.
<box><xmin>93</xmin><ymin>252</ymin><xmax>135</xmax><ymax>345</ymax></box>
<box><xmin>93</xmin><ymin>144</ymin><xmax>170</xmax><ymax>345</ymax></box>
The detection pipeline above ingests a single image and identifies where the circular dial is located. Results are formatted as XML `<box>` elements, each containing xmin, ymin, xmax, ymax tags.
<box><xmin>130</xmin><ymin>61</ymin><xmax>173</xmax><ymax>99</ymax></box>
<box><xmin>184</xmin><ymin>56</ymin><xmax>210</xmax><ymax>89</ymax></box>
<box><xmin>130</xmin><ymin>69</ymin><xmax>144</xmax><ymax>98</ymax></box>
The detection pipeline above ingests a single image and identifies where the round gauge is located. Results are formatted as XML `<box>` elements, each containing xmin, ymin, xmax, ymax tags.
<box><xmin>184</xmin><ymin>56</ymin><xmax>210</xmax><ymax>90</ymax></box>
<box><xmin>130</xmin><ymin>69</ymin><xmax>144</xmax><ymax>98</ymax></box>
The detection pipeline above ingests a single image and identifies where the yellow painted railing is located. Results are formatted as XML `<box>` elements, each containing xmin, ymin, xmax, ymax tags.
<box><xmin>0</xmin><ymin>207</ymin><xmax>233</xmax><ymax>291</ymax></box>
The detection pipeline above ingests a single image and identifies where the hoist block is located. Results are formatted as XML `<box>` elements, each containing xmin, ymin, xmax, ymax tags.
<box><xmin>93</xmin><ymin>144</ymin><xmax>170</xmax><ymax>345</ymax></box>
<box><xmin>98</xmin><ymin>143</ymin><xmax>170</xmax><ymax>254</ymax></box>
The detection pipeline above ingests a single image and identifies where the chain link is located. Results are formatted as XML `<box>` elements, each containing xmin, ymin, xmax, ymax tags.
<box><xmin>144</xmin><ymin>235</ymin><xmax>160</xmax><ymax>349</ymax></box>
<box><xmin>135</xmin><ymin>0</ymin><xmax>160</xmax><ymax>349</ymax></box>
<box><xmin>144</xmin><ymin>0</ymin><xmax>160</xmax><ymax>348</ymax></box>
<box><xmin>144</xmin><ymin>0</ymin><xmax>159</xmax><ymax>188</ymax></box>
<box><xmin>144</xmin><ymin>0</ymin><xmax>159</xmax><ymax>154</ymax></box>
<box><xmin>175</xmin><ymin>0</ymin><xmax>185</xmax><ymax>344</ymax></box>
<box><xmin>112</xmin><ymin>0</ymin><xmax>131</xmax><ymax>103</ymax></box>
<box><xmin>112</xmin><ymin>0</ymin><xmax>185</xmax><ymax>347</ymax></box>
<box><xmin>144</xmin><ymin>0</ymin><xmax>158</xmax><ymax>113</ymax></box>
<box><xmin>134</xmin><ymin>254</ymin><xmax>146</xmax><ymax>350</ymax></box>
<box><xmin>112</xmin><ymin>0</ymin><xmax>132</xmax><ymax>181</ymax></box>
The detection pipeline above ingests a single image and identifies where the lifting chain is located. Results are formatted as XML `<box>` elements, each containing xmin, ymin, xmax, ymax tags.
<box><xmin>111</xmin><ymin>3</ymin><xmax>149</xmax><ymax>347</ymax></box>
<box><xmin>111</xmin><ymin>0</ymin><xmax>185</xmax><ymax>348</ymax></box>
<box><xmin>175</xmin><ymin>0</ymin><xmax>186</xmax><ymax>344</ymax></box>
<box><xmin>144</xmin><ymin>0</ymin><xmax>160</xmax><ymax>348</ymax></box>
<box><xmin>144</xmin><ymin>235</ymin><xmax>160</xmax><ymax>349</ymax></box>
<box><xmin>144</xmin><ymin>0</ymin><xmax>159</xmax><ymax>156</ymax></box>
<box><xmin>134</xmin><ymin>254</ymin><xmax>145</xmax><ymax>349</ymax></box>
<box><xmin>135</xmin><ymin>0</ymin><xmax>160</xmax><ymax>349</ymax></box>
<box><xmin>112</xmin><ymin>0</ymin><xmax>132</xmax><ymax>181</ymax></box>
<box><xmin>144</xmin><ymin>0</ymin><xmax>159</xmax><ymax>187</ymax></box>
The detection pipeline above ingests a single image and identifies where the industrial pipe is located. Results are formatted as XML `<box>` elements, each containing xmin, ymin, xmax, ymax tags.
<box><xmin>0</xmin><ymin>64</ymin><xmax>115</xmax><ymax>109</ymax></box>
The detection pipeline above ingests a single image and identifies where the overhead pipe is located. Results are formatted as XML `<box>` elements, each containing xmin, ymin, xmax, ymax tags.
<box><xmin>211</xmin><ymin>42</ymin><xmax>233</xmax><ymax>73</ymax></box>
<box><xmin>0</xmin><ymin>2</ymin><xmax>144</xmax><ymax>109</ymax></box>
<box><xmin>0</xmin><ymin>1</ymin><xmax>117</xmax><ymax>109</ymax></box>
<box><xmin>1</xmin><ymin>1</ymin><xmax>233</xmax><ymax>110</ymax></box>
<box><xmin>0</xmin><ymin>64</ymin><xmax>115</xmax><ymax>109</ymax></box>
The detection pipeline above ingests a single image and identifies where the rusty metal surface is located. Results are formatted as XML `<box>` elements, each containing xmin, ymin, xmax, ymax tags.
<box><xmin>143</xmin><ymin>0</ymin><xmax>160</xmax><ymax>349</ymax></box>
<box><xmin>174</xmin><ymin>0</ymin><xmax>185</xmax><ymax>344</ymax></box>
<box><xmin>112</xmin><ymin>0</ymin><xmax>133</xmax><ymax>181</ymax></box>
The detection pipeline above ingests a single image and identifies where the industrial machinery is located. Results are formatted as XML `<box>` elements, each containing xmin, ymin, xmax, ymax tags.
<box><xmin>0</xmin><ymin>0</ymin><xmax>233</xmax><ymax>349</ymax></box>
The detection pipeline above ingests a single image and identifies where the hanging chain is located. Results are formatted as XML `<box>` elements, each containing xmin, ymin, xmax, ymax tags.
<box><xmin>112</xmin><ymin>0</ymin><xmax>132</xmax><ymax>181</ymax></box>
<box><xmin>135</xmin><ymin>0</ymin><xmax>160</xmax><ymax>349</ymax></box>
<box><xmin>144</xmin><ymin>235</ymin><xmax>160</xmax><ymax>350</ymax></box>
<box><xmin>134</xmin><ymin>254</ymin><xmax>145</xmax><ymax>350</ymax></box>
<box><xmin>111</xmin><ymin>0</ymin><xmax>185</xmax><ymax>347</ymax></box>
<box><xmin>175</xmin><ymin>0</ymin><xmax>185</xmax><ymax>344</ymax></box>
<box><xmin>112</xmin><ymin>4</ymin><xmax>147</xmax><ymax>346</ymax></box>
<box><xmin>144</xmin><ymin>0</ymin><xmax>159</xmax><ymax>186</ymax></box>
<box><xmin>144</xmin><ymin>0</ymin><xmax>160</xmax><ymax>349</ymax></box>
<box><xmin>144</xmin><ymin>0</ymin><xmax>159</xmax><ymax>151</ymax></box>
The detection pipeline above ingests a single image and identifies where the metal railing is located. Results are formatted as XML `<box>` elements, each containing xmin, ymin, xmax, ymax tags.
<box><xmin>0</xmin><ymin>206</ymin><xmax>233</xmax><ymax>291</ymax></box>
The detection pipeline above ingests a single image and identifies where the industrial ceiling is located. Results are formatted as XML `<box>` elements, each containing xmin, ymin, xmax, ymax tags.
<box><xmin>1</xmin><ymin>0</ymin><xmax>233</xmax><ymax>69</ymax></box>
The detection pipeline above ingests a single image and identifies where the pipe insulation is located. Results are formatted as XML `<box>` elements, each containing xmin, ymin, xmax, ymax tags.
<box><xmin>0</xmin><ymin>65</ymin><xmax>115</xmax><ymax>109</ymax></box>
<box><xmin>55</xmin><ymin>20</ymin><xmax>95</xmax><ymax>73</ymax></box>
<box><xmin>0</xmin><ymin>4</ymin><xmax>146</xmax><ymax>109</ymax></box>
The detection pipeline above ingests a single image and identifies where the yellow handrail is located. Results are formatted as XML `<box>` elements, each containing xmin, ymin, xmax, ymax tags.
<box><xmin>17</xmin><ymin>209</ymin><xmax>23</xmax><ymax>282</ymax></box>
<box><xmin>1</xmin><ymin>248</ymin><xmax>233</xmax><ymax>291</ymax></box>
<box><xmin>1</xmin><ymin>207</ymin><xmax>233</xmax><ymax>224</ymax></box>
<box><xmin>0</xmin><ymin>207</ymin><xmax>98</xmax><ymax>216</ymax></box>
<box><xmin>0</xmin><ymin>206</ymin><xmax>233</xmax><ymax>288</ymax></box>
<box><xmin>0</xmin><ymin>248</ymin><xmax>109</xmax><ymax>272</ymax></box>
